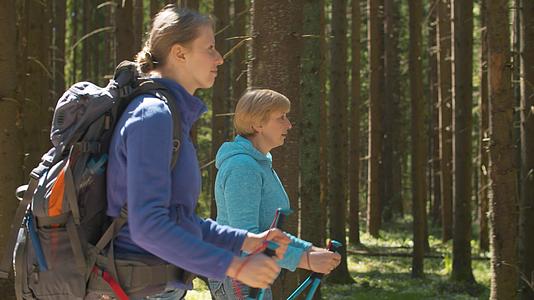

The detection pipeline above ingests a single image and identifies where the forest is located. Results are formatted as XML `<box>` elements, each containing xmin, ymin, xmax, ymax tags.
<box><xmin>0</xmin><ymin>0</ymin><xmax>532</xmax><ymax>299</ymax></box>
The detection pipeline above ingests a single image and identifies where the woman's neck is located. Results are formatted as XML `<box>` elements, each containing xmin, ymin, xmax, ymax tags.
<box><xmin>151</xmin><ymin>68</ymin><xmax>197</xmax><ymax>95</ymax></box>
<box><xmin>246</xmin><ymin>134</ymin><xmax>271</xmax><ymax>155</ymax></box>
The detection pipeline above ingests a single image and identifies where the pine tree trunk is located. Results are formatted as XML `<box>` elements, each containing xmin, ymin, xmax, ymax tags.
<box><xmin>116</xmin><ymin>0</ymin><xmax>135</xmax><ymax>62</ymax></box>
<box><xmin>520</xmin><ymin>0</ymin><xmax>534</xmax><ymax>298</ymax></box>
<box><xmin>133</xmin><ymin>0</ymin><xmax>144</xmax><ymax>54</ymax></box>
<box><xmin>179</xmin><ymin>0</ymin><xmax>199</xmax><ymax>10</ymax></box>
<box><xmin>0</xmin><ymin>1</ymin><xmax>23</xmax><ymax>296</ymax></box>
<box><xmin>82</xmin><ymin>0</ymin><xmax>95</xmax><ymax>80</ymax></box>
<box><xmin>487</xmin><ymin>0</ymin><xmax>519</xmax><ymax>298</ymax></box>
<box><xmin>301</xmin><ymin>0</ymin><xmax>326</xmax><ymax>249</ymax></box>
<box><xmin>150</xmin><ymin>0</ymin><xmax>160</xmax><ymax>18</ymax></box>
<box><xmin>388</xmin><ymin>1</ymin><xmax>403</xmax><ymax>218</ymax></box>
<box><xmin>367</xmin><ymin>0</ymin><xmax>383</xmax><ymax>238</ymax></box>
<box><xmin>451</xmin><ymin>0</ymin><xmax>475</xmax><ymax>284</ymax></box>
<box><xmin>51</xmin><ymin>0</ymin><xmax>66</xmax><ymax>99</ymax></box>
<box><xmin>429</xmin><ymin>7</ymin><xmax>441</xmax><ymax>226</ymax></box>
<box><xmin>409</xmin><ymin>0</ymin><xmax>426</xmax><ymax>279</ymax></box>
<box><xmin>319</xmin><ymin>3</ymin><xmax>329</xmax><ymax>244</ymax></box>
<box><xmin>381</xmin><ymin>0</ymin><xmax>394</xmax><ymax>223</ymax></box>
<box><xmin>348</xmin><ymin>0</ymin><xmax>361</xmax><ymax>246</ymax></box>
<box><xmin>478</xmin><ymin>0</ymin><xmax>490</xmax><ymax>253</ymax></box>
<box><xmin>248</xmin><ymin>0</ymin><xmax>304</xmax><ymax>296</ymax></box>
<box><xmin>211</xmin><ymin>0</ymin><xmax>231</xmax><ymax>219</ymax></box>
<box><xmin>327</xmin><ymin>0</ymin><xmax>354</xmax><ymax>284</ymax></box>
<box><xmin>22</xmin><ymin>0</ymin><xmax>51</xmax><ymax>172</ymax></box>
<box><xmin>231</xmin><ymin>0</ymin><xmax>247</xmax><ymax>101</ymax></box>
<box><xmin>437</xmin><ymin>0</ymin><xmax>453</xmax><ymax>242</ymax></box>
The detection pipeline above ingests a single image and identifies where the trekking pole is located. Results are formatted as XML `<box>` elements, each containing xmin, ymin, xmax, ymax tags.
<box><xmin>247</xmin><ymin>208</ymin><xmax>292</xmax><ymax>300</ymax></box>
<box><xmin>286</xmin><ymin>240</ymin><xmax>343</xmax><ymax>300</ymax></box>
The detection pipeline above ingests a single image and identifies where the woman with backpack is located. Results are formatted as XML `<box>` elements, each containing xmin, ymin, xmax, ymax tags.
<box><xmin>98</xmin><ymin>6</ymin><xmax>290</xmax><ymax>300</ymax></box>
<box><xmin>207</xmin><ymin>89</ymin><xmax>342</xmax><ymax>300</ymax></box>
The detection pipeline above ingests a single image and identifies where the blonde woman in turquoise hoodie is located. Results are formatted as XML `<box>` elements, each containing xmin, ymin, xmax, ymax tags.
<box><xmin>208</xmin><ymin>89</ymin><xmax>341</xmax><ymax>300</ymax></box>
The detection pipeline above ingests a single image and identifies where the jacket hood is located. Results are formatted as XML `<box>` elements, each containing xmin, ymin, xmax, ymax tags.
<box><xmin>215</xmin><ymin>135</ymin><xmax>272</xmax><ymax>169</ymax></box>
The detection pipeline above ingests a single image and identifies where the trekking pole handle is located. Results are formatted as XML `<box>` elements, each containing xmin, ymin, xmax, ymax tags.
<box><xmin>248</xmin><ymin>208</ymin><xmax>292</xmax><ymax>299</ymax></box>
<box><xmin>310</xmin><ymin>240</ymin><xmax>343</xmax><ymax>279</ymax></box>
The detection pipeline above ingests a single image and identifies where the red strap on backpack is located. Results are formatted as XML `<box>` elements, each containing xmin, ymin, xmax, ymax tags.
<box><xmin>92</xmin><ymin>267</ymin><xmax>129</xmax><ymax>300</ymax></box>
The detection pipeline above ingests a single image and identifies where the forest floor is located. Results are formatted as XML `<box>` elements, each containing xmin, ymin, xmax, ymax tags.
<box><xmin>185</xmin><ymin>218</ymin><xmax>491</xmax><ymax>299</ymax></box>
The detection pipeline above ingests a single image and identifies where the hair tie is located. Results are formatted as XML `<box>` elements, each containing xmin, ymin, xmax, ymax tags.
<box><xmin>146</xmin><ymin>50</ymin><xmax>159</xmax><ymax>65</ymax></box>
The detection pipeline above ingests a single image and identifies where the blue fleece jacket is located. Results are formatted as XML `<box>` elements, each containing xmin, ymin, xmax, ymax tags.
<box><xmin>215</xmin><ymin>135</ymin><xmax>312</xmax><ymax>271</ymax></box>
<box><xmin>106</xmin><ymin>78</ymin><xmax>247</xmax><ymax>289</ymax></box>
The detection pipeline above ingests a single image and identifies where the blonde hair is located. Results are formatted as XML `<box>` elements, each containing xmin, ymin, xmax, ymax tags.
<box><xmin>136</xmin><ymin>5</ymin><xmax>214</xmax><ymax>74</ymax></box>
<box><xmin>234</xmin><ymin>89</ymin><xmax>291</xmax><ymax>136</ymax></box>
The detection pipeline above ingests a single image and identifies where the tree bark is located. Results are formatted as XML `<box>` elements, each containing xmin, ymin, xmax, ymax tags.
<box><xmin>487</xmin><ymin>0</ymin><xmax>519</xmax><ymax>298</ymax></box>
<box><xmin>478</xmin><ymin>0</ymin><xmax>490</xmax><ymax>253</ymax></box>
<box><xmin>301</xmin><ymin>0</ymin><xmax>326</xmax><ymax>249</ymax></box>
<box><xmin>248</xmin><ymin>0</ymin><xmax>304</xmax><ymax>296</ymax></box>
<box><xmin>231</xmin><ymin>0</ymin><xmax>248</xmax><ymax>101</ymax></box>
<box><xmin>367</xmin><ymin>0</ymin><xmax>383</xmax><ymax>238</ymax></box>
<box><xmin>22</xmin><ymin>0</ymin><xmax>52</xmax><ymax>172</ymax></box>
<box><xmin>409</xmin><ymin>0</ymin><xmax>426</xmax><ymax>279</ymax></box>
<box><xmin>327</xmin><ymin>0</ymin><xmax>354</xmax><ymax>284</ymax></box>
<box><xmin>348</xmin><ymin>0</ymin><xmax>361</xmax><ymax>246</ymax></box>
<box><xmin>133</xmin><ymin>0</ymin><xmax>144</xmax><ymax>54</ymax></box>
<box><xmin>520</xmin><ymin>0</ymin><xmax>534</xmax><ymax>298</ymax></box>
<box><xmin>116</xmin><ymin>0</ymin><xmax>135</xmax><ymax>62</ymax></box>
<box><xmin>0</xmin><ymin>1</ymin><xmax>23</xmax><ymax>296</ymax></box>
<box><xmin>381</xmin><ymin>0</ymin><xmax>395</xmax><ymax>223</ymax></box>
<box><xmin>437</xmin><ymin>0</ymin><xmax>453</xmax><ymax>242</ymax></box>
<box><xmin>429</xmin><ymin>6</ymin><xmax>441</xmax><ymax>226</ymax></box>
<box><xmin>211</xmin><ymin>0</ymin><xmax>231</xmax><ymax>219</ymax></box>
<box><xmin>52</xmin><ymin>0</ymin><xmax>66</xmax><ymax>99</ymax></box>
<box><xmin>450</xmin><ymin>0</ymin><xmax>475</xmax><ymax>284</ymax></box>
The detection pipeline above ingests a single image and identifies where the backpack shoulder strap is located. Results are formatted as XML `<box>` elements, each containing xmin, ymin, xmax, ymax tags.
<box><xmin>131</xmin><ymin>80</ymin><xmax>182</xmax><ymax>169</ymax></box>
<box><xmin>92</xmin><ymin>81</ymin><xmax>183</xmax><ymax>254</ymax></box>
<box><xmin>0</xmin><ymin>173</ymin><xmax>41</xmax><ymax>278</ymax></box>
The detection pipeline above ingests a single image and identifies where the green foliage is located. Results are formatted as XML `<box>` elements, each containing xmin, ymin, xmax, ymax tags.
<box><xmin>320</xmin><ymin>218</ymin><xmax>490</xmax><ymax>299</ymax></box>
<box><xmin>183</xmin><ymin>218</ymin><xmax>490</xmax><ymax>299</ymax></box>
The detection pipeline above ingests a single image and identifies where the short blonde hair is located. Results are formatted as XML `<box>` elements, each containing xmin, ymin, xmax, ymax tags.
<box><xmin>234</xmin><ymin>89</ymin><xmax>291</xmax><ymax>136</ymax></box>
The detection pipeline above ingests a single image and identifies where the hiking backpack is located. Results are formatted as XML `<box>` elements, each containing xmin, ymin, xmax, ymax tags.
<box><xmin>0</xmin><ymin>61</ymin><xmax>192</xmax><ymax>299</ymax></box>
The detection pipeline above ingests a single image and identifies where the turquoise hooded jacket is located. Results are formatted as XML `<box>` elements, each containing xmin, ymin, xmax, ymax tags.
<box><xmin>214</xmin><ymin>135</ymin><xmax>312</xmax><ymax>271</ymax></box>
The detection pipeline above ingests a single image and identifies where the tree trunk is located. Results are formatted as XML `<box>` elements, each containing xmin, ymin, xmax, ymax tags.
<box><xmin>301</xmin><ymin>0</ymin><xmax>326</xmax><ymax>249</ymax></box>
<box><xmin>179</xmin><ymin>0</ymin><xmax>199</xmax><ymax>10</ymax></box>
<box><xmin>327</xmin><ymin>0</ymin><xmax>354</xmax><ymax>284</ymax></box>
<box><xmin>520</xmin><ymin>0</ymin><xmax>534</xmax><ymax>298</ymax></box>
<box><xmin>150</xmin><ymin>0</ymin><xmax>160</xmax><ymax>18</ymax></box>
<box><xmin>116</xmin><ymin>0</ymin><xmax>135</xmax><ymax>62</ymax></box>
<box><xmin>429</xmin><ymin>6</ymin><xmax>441</xmax><ymax>226</ymax></box>
<box><xmin>388</xmin><ymin>0</ymin><xmax>403</xmax><ymax>218</ymax></box>
<box><xmin>437</xmin><ymin>0</ymin><xmax>453</xmax><ymax>242</ymax></box>
<box><xmin>451</xmin><ymin>0</ymin><xmax>475</xmax><ymax>284</ymax></box>
<box><xmin>478</xmin><ymin>0</ymin><xmax>490</xmax><ymax>253</ymax></box>
<box><xmin>487</xmin><ymin>0</ymin><xmax>519</xmax><ymax>298</ymax></box>
<box><xmin>381</xmin><ymin>0</ymin><xmax>394</xmax><ymax>223</ymax></box>
<box><xmin>22</xmin><ymin>0</ymin><xmax>51</xmax><ymax>172</ymax></box>
<box><xmin>248</xmin><ymin>0</ymin><xmax>304</xmax><ymax>296</ymax></box>
<box><xmin>52</xmin><ymin>0</ymin><xmax>66</xmax><ymax>99</ymax></box>
<box><xmin>133</xmin><ymin>0</ymin><xmax>144</xmax><ymax>54</ymax></box>
<box><xmin>0</xmin><ymin>1</ymin><xmax>23</xmax><ymax>296</ymax></box>
<box><xmin>367</xmin><ymin>0</ymin><xmax>383</xmax><ymax>238</ymax></box>
<box><xmin>319</xmin><ymin>2</ymin><xmax>329</xmax><ymax>244</ymax></box>
<box><xmin>231</xmin><ymin>0</ymin><xmax>248</xmax><ymax>102</ymax></box>
<box><xmin>211</xmin><ymin>0</ymin><xmax>231</xmax><ymax>219</ymax></box>
<box><xmin>348</xmin><ymin>0</ymin><xmax>361</xmax><ymax>246</ymax></box>
<box><xmin>409</xmin><ymin>0</ymin><xmax>426</xmax><ymax>279</ymax></box>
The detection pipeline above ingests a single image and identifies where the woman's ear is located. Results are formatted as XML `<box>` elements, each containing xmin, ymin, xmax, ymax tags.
<box><xmin>251</xmin><ymin>123</ymin><xmax>263</xmax><ymax>134</ymax></box>
<box><xmin>169</xmin><ymin>44</ymin><xmax>187</xmax><ymax>63</ymax></box>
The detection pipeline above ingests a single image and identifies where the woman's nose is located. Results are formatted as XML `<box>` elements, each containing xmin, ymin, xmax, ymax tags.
<box><xmin>215</xmin><ymin>49</ymin><xmax>224</xmax><ymax>65</ymax></box>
